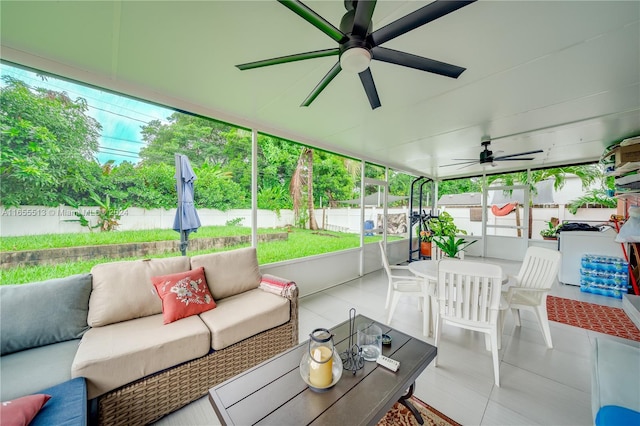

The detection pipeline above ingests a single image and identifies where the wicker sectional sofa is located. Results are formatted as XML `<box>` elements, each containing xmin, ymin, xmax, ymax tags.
<box><xmin>0</xmin><ymin>247</ymin><xmax>298</xmax><ymax>425</ymax></box>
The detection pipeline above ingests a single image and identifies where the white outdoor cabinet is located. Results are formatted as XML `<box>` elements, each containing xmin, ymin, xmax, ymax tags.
<box><xmin>558</xmin><ymin>228</ymin><xmax>626</xmax><ymax>286</ymax></box>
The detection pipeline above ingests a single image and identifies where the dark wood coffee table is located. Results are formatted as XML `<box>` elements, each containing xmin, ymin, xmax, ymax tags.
<box><xmin>208</xmin><ymin>314</ymin><xmax>437</xmax><ymax>425</ymax></box>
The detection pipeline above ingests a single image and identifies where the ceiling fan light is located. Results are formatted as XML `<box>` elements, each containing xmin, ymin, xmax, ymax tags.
<box><xmin>340</xmin><ymin>47</ymin><xmax>371</xmax><ymax>73</ymax></box>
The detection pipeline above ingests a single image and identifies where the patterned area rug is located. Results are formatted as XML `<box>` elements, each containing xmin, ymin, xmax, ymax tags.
<box><xmin>547</xmin><ymin>295</ymin><xmax>640</xmax><ymax>342</ymax></box>
<box><xmin>377</xmin><ymin>396</ymin><xmax>461</xmax><ymax>426</ymax></box>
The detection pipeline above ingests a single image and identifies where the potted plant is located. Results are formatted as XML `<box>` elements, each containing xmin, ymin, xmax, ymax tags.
<box><xmin>417</xmin><ymin>226</ymin><xmax>433</xmax><ymax>256</ymax></box>
<box><xmin>433</xmin><ymin>235</ymin><xmax>476</xmax><ymax>258</ymax></box>
<box><xmin>540</xmin><ymin>217</ymin><xmax>560</xmax><ymax>240</ymax></box>
<box><xmin>427</xmin><ymin>211</ymin><xmax>467</xmax><ymax>239</ymax></box>
<box><xmin>421</xmin><ymin>211</ymin><xmax>470</xmax><ymax>258</ymax></box>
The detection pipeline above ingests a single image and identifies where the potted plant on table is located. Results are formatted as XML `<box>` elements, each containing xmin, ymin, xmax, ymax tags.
<box><xmin>433</xmin><ymin>235</ymin><xmax>476</xmax><ymax>259</ymax></box>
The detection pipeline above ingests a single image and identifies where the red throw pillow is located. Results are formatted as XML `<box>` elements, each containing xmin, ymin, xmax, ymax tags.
<box><xmin>151</xmin><ymin>267</ymin><xmax>216</xmax><ymax>324</ymax></box>
<box><xmin>0</xmin><ymin>394</ymin><xmax>51</xmax><ymax>426</ymax></box>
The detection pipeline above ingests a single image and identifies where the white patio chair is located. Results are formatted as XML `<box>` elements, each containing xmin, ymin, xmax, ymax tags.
<box><xmin>379</xmin><ymin>241</ymin><xmax>429</xmax><ymax>335</ymax></box>
<box><xmin>435</xmin><ymin>259</ymin><xmax>504</xmax><ymax>386</ymax></box>
<box><xmin>431</xmin><ymin>236</ymin><xmax>445</xmax><ymax>260</ymax></box>
<box><xmin>502</xmin><ymin>246</ymin><xmax>561</xmax><ymax>348</ymax></box>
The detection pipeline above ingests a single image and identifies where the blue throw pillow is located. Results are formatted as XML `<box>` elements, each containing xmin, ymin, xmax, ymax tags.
<box><xmin>0</xmin><ymin>274</ymin><xmax>92</xmax><ymax>355</ymax></box>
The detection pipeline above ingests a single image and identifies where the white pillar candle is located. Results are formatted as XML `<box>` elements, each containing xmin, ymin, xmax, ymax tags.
<box><xmin>309</xmin><ymin>346</ymin><xmax>333</xmax><ymax>387</ymax></box>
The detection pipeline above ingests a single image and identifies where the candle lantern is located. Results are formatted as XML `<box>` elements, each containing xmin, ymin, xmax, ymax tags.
<box><xmin>308</xmin><ymin>328</ymin><xmax>334</xmax><ymax>388</ymax></box>
<box><xmin>300</xmin><ymin>328</ymin><xmax>341</xmax><ymax>391</ymax></box>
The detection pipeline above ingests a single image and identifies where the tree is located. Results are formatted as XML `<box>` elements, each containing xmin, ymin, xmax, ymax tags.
<box><xmin>290</xmin><ymin>147</ymin><xmax>319</xmax><ymax>230</ymax></box>
<box><xmin>0</xmin><ymin>76</ymin><xmax>101</xmax><ymax>206</ymax></box>
<box><xmin>312</xmin><ymin>151</ymin><xmax>354</xmax><ymax>207</ymax></box>
<box><xmin>106</xmin><ymin>161</ymin><xmax>176</xmax><ymax>209</ymax></box>
<box><xmin>195</xmin><ymin>163</ymin><xmax>246</xmax><ymax>210</ymax></box>
<box><xmin>567</xmin><ymin>169</ymin><xmax>617</xmax><ymax>213</ymax></box>
<box><xmin>305</xmin><ymin>148</ymin><xmax>319</xmax><ymax>230</ymax></box>
<box><xmin>438</xmin><ymin>178</ymin><xmax>481</xmax><ymax>197</ymax></box>
<box><xmin>257</xmin><ymin>136</ymin><xmax>297</xmax><ymax>210</ymax></box>
<box><xmin>139</xmin><ymin>112</ymin><xmax>232</xmax><ymax>167</ymax></box>
<box><xmin>221</xmin><ymin>127</ymin><xmax>253</xmax><ymax>196</ymax></box>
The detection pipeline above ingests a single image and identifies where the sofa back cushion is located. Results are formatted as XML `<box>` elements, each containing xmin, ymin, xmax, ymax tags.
<box><xmin>0</xmin><ymin>274</ymin><xmax>92</xmax><ymax>355</ymax></box>
<box><xmin>88</xmin><ymin>257</ymin><xmax>190</xmax><ymax>327</ymax></box>
<box><xmin>190</xmin><ymin>247</ymin><xmax>261</xmax><ymax>300</ymax></box>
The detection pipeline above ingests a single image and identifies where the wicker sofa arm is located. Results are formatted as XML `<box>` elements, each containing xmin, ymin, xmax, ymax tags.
<box><xmin>258</xmin><ymin>273</ymin><xmax>299</xmax><ymax>347</ymax></box>
<box><xmin>286</xmin><ymin>284</ymin><xmax>299</xmax><ymax>347</ymax></box>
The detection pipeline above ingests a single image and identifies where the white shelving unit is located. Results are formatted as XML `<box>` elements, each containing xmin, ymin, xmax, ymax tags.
<box><xmin>601</xmin><ymin>139</ymin><xmax>640</xmax><ymax>296</ymax></box>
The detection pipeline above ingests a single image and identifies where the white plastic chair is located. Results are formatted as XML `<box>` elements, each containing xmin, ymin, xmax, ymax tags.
<box><xmin>431</xmin><ymin>237</ymin><xmax>445</xmax><ymax>260</ymax></box>
<box><xmin>502</xmin><ymin>246</ymin><xmax>561</xmax><ymax>348</ymax></box>
<box><xmin>435</xmin><ymin>259</ymin><xmax>504</xmax><ymax>387</ymax></box>
<box><xmin>379</xmin><ymin>241</ymin><xmax>429</xmax><ymax>335</ymax></box>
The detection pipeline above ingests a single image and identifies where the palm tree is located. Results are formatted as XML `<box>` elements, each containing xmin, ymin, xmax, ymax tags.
<box><xmin>487</xmin><ymin>165</ymin><xmax>601</xmax><ymax>238</ymax></box>
<box><xmin>305</xmin><ymin>148</ymin><xmax>319</xmax><ymax>230</ymax></box>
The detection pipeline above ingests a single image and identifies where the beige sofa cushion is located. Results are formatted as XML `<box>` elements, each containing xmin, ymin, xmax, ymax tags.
<box><xmin>190</xmin><ymin>247</ymin><xmax>261</xmax><ymax>300</ymax></box>
<box><xmin>88</xmin><ymin>257</ymin><xmax>191</xmax><ymax>327</ymax></box>
<box><xmin>71</xmin><ymin>314</ymin><xmax>210</xmax><ymax>399</ymax></box>
<box><xmin>199</xmin><ymin>288</ymin><xmax>290</xmax><ymax>350</ymax></box>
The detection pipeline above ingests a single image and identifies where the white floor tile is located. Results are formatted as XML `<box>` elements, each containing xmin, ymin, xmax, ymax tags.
<box><xmin>481</xmin><ymin>399</ymin><xmax>541</xmax><ymax>426</ymax></box>
<box><xmin>489</xmin><ymin>363</ymin><xmax>592</xmax><ymax>425</ymax></box>
<box><xmin>415</xmin><ymin>365</ymin><xmax>489</xmax><ymax>425</ymax></box>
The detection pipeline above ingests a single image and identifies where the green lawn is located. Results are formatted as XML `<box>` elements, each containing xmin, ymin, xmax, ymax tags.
<box><xmin>0</xmin><ymin>226</ymin><xmax>276</xmax><ymax>252</ymax></box>
<box><xmin>1</xmin><ymin>227</ymin><xmax>399</xmax><ymax>285</ymax></box>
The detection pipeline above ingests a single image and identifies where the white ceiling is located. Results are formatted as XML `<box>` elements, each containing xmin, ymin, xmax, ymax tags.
<box><xmin>1</xmin><ymin>1</ymin><xmax>639</xmax><ymax>180</ymax></box>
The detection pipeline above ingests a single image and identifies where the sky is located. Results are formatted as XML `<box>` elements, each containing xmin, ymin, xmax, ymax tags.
<box><xmin>0</xmin><ymin>62</ymin><xmax>174</xmax><ymax>165</ymax></box>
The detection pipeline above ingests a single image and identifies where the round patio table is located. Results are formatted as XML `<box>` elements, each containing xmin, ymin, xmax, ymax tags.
<box><xmin>408</xmin><ymin>260</ymin><xmax>510</xmax><ymax>284</ymax></box>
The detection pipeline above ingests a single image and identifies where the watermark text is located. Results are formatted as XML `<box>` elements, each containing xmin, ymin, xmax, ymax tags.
<box><xmin>1</xmin><ymin>208</ymin><xmax>128</xmax><ymax>217</ymax></box>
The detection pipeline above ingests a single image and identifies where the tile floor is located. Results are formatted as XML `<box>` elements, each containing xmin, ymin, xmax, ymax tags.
<box><xmin>153</xmin><ymin>256</ymin><xmax>637</xmax><ymax>426</ymax></box>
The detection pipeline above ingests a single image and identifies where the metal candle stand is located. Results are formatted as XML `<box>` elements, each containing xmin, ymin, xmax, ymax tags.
<box><xmin>340</xmin><ymin>308</ymin><xmax>364</xmax><ymax>374</ymax></box>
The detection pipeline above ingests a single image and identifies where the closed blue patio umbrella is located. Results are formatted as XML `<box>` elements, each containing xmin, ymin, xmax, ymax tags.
<box><xmin>173</xmin><ymin>154</ymin><xmax>201</xmax><ymax>256</ymax></box>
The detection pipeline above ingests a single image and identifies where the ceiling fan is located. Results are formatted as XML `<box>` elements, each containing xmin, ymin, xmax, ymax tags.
<box><xmin>441</xmin><ymin>139</ymin><xmax>544</xmax><ymax>168</ymax></box>
<box><xmin>236</xmin><ymin>0</ymin><xmax>476</xmax><ymax>109</ymax></box>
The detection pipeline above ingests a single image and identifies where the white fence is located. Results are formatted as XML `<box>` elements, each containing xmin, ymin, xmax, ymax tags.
<box><xmin>0</xmin><ymin>205</ymin><xmax>615</xmax><ymax>238</ymax></box>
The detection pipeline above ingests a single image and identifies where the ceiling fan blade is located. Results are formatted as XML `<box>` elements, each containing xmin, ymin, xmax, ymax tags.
<box><xmin>371</xmin><ymin>47</ymin><xmax>465</xmax><ymax>78</ymax></box>
<box><xmin>236</xmin><ymin>49</ymin><xmax>339</xmax><ymax>70</ymax></box>
<box><xmin>358</xmin><ymin>68</ymin><xmax>381</xmax><ymax>109</ymax></box>
<box><xmin>301</xmin><ymin>62</ymin><xmax>342</xmax><ymax>107</ymax></box>
<box><xmin>494</xmin><ymin>149</ymin><xmax>544</xmax><ymax>160</ymax></box>
<box><xmin>352</xmin><ymin>0</ymin><xmax>377</xmax><ymax>37</ymax></box>
<box><xmin>495</xmin><ymin>157</ymin><xmax>536</xmax><ymax>161</ymax></box>
<box><xmin>460</xmin><ymin>162</ymin><xmax>480</xmax><ymax>169</ymax></box>
<box><xmin>278</xmin><ymin>0</ymin><xmax>347</xmax><ymax>43</ymax></box>
<box><xmin>440</xmin><ymin>160</ymin><xmax>478</xmax><ymax>167</ymax></box>
<box><xmin>369</xmin><ymin>0</ymin><xmax>476</xmax><ymax>46</ymax></box>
